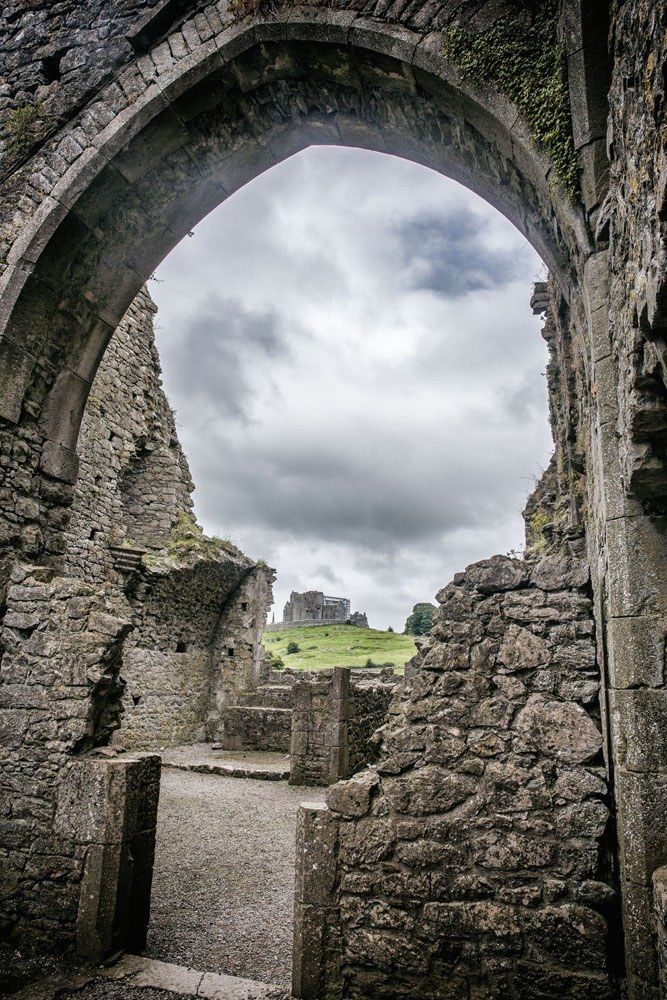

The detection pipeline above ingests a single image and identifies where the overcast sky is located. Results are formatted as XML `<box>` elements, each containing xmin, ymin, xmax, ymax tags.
<box><xmin>151</xmin><ymin>146</ymin><xmax>552</xmax><ymax>631</ymax></box>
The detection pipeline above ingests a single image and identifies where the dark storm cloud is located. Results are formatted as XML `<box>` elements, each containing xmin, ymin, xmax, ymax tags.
<box><xmin>167</xmin><ymin>294</ymin><xmax>289</xmax><ymax>420</ymax></box>
<box><xmin>191</xmin><ymin>431</ymin><xmax>521</xmax><ymax>553</ymax></box>
<box><xmin>398</xmin><ymin>209</ymin><xmax>525</xmax><ymax>298</ymax></box>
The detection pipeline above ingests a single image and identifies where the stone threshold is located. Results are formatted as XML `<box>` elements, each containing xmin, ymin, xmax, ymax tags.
<box><xmin>160</xmin><ymin>745</ymin><xmax>290</xmax><ymax>781</ymax></box>
<box><xmin>22</xmin><ymin>953</ymin><xmax>290</xmax><ymax>999</ymax></box>
<box><xmin>163</xmin><ymin>760</ymin><xmax>290</xmax><ymax>781</ymax></box>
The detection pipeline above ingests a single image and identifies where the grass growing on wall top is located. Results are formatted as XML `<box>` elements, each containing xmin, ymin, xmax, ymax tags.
<box><xmin>262</xmin><ymin>623</ymin><xmax>418</xmax><ymax>671</ymax></box>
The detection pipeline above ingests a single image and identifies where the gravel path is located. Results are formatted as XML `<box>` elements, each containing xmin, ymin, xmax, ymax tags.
<box><xmin>146</xmin><ymin>770</ymin><xmax>319</xmax><ymax>988</ymax></box>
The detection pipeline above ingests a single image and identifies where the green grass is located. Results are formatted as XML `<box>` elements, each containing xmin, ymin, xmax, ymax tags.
<box><xmin>262</xmin><ymin>623</ymin><xmax>418</xmax><ymax>672</ymax></box>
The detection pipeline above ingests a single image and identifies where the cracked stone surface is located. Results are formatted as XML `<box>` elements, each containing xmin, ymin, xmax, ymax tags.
<box><xmin>147</xmin><ymin>769</ymin><xmax>318</xmax><ymax>987</ymax></box>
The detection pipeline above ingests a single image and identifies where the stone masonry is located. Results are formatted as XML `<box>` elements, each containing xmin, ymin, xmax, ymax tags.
<box><xmin>0</xmin><ymin>2</ymin><xmax>665</xmax><ymax>997</ymax></box>
<box><xmin>66</xmin><ymin>286</ymin><xmax>275</xmax><ymax>752</ymax></box>
<box><xmin>296</xmin><ymin>549</ymin><xmax>619</xmax><ymax>999</ymax></box>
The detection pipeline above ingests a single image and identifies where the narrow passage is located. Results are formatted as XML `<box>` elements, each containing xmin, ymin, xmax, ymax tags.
<box><xmin>147</xmin><ymin>768</ymin><xmax>313</xmax><ymax>988</ymax></box>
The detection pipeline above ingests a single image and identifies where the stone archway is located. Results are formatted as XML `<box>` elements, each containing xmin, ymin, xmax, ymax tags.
<box><xmin>0</xmin><ymin>3</ymin><xmax>665</xmax><ymax>998</ymax></box>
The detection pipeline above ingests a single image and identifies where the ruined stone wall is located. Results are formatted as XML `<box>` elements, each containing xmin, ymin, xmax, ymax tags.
<box><xmin>206</xmin><ymin>565</ymin><xmax>277</xmax><ymax>741</ymax></box>
<box><xmin>64</xmin><ymin>286</ymin><xmax>194</xmax><ymax>584</ymax></box>
<box><xmin>305</xmin><ymin>552</ymin><xmax>619</xmax><ymax>999</ymax></box>
<box><xmin>0</xmin><ymin>0</ymin><xmax>665</xmax><ymax>990</ymax></box>
<box><xmin>347</xmin><ymin>674</ymin><xmax>394</xmax><ymax>776</ymax></box>
<box><xmin>63</xmin><ymin>288</ymin><xmax>274</xmax><ymax>752</ymax></box>
<box><xmin>606</xmin><ymin>2</ymin><xmax>666</xmax><ymax>500</ymax></box>
<box><xmin>0</xmin><ymin>282</ymin><xmax>273</xmax><ymax>947</ymax></box>
<box><xmin>115</xmin><ymin>557</ymin><xmax>270</xmax><ymax>750</ymax></box>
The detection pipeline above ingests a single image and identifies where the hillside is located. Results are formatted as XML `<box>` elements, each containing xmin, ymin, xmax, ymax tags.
<box><xmin>262</xmin><ymin>623</ymin><xmax>418</xmax><ymax>671</ymax></box>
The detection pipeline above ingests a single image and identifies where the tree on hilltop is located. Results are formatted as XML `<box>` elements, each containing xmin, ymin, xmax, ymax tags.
<box><xmin>404</xmin><ymin>602</ymin><xmax>436</xmax><ymax>636</ymax></box>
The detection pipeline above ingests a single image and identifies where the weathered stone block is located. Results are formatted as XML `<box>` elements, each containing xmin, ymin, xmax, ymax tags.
<box><xmin>616</xmin><ymin>770</ymin><xmax>667</xmax><ymax>885</ymax></box>
<box><xmin>514</xmin><ymin>694</ymin><xmax>602</xmax><ymax>764</ymax></box>
<box><xmin>327</xmin><ymin>770</ymin><xmax>378</xmax><ymax>819</ymax></box>
<box><xmin>608</xmin><ymin>689</ymin><xmax>667</xmax><ymax>772</ymax></box>
<box><xmin>607</xmin><ymin>615</ymin><xmax>665</xmax><ymax>689</ymax></box>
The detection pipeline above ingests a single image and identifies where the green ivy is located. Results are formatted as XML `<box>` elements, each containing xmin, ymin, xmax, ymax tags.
<box><xmin>442</xmin><ymin>2</ymin><xmax>578</xmax><ymax>196</ymax></box>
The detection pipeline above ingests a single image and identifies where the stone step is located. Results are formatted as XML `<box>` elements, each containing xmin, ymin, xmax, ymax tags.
<box><xmin>109</xmin><ymin>544</ymin><xmax>146</xmax><ymax>574</ymax></box>
<box><xmin>23</xmin><ymin>953</ymin><xmax>289</xmax><ymax>999</ymax></box>
<box><xmin>223</xmin><ymin>705</ymin><xmax>292</xmax><ymax>753</ymax></box>
<box><xmin>161</xmin><ymin>745</ymin><xmax>290</xmax><ymax>782</ymax></box>
<box><xmin>238</xmin><ymin>684</ymin><xmax>294</xmax><ymax>709</ymax></box>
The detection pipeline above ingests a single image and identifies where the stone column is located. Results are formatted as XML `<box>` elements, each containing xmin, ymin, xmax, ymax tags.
<box><xmin>290</xmin><ymin>668</ymin><xmax>351</xmax><ymax>786</ymax></box>
<box><xmin>328</xmin><ymin>667</ymin><xmax>350</xmax><ymax>784</ymax></box>
<box><xmin>54</xmin><ymin>753</ymin><xmax>161</xmax><ymax>963</ymax></box>
<box><xmin>292</xmin><ymin>802</ymin><xmax>340</xmax><ymax>1000</ymax></box>
<box><xmin>584</xmin><ymin>251</ymin><xmax>667</xmax><ymax>999</ymax></box>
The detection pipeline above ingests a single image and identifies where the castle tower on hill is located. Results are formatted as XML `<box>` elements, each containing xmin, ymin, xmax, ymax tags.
<box><xmin>277</xmin><ymin>591</ymin><xmax>368</xmax><ymax>629</ymax></box>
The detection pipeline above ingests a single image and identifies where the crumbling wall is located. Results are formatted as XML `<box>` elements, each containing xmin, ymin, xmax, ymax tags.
<box><xmin>114</xmin><ymin>558</ymin><xmax>265</xmax><ymax>751</ymax></box>
<box><xmin>298</xmin><ymin>552</ymin><xmax>619</xmax><ymax>998</ymax></box>
<box><xmin>63</xmin><ymin>290</ymin><xmax>275</xmax><ymax>752</ymax></box>
<box><xmin>0</xmin><ymin>1</ymin><xmax>665</xmax><ymax>986</ymax></box>
<box><xmin>206</xmin><ymin>565</ymin><xmax>277</xmax><ymax>741</ymax></box>
<box><xmin>607</xmin><ymin>2</ymin><xmax>667</xmax><ymax>499</ymax></box>
<box><xmin>64</xmin><ymin>287</ymin><xmax>194</xmax><ymax>585</ymax></box>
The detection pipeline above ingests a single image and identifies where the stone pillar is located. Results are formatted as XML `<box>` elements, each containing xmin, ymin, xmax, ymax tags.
<box><xmin>290</xmin><ymin>668</ymin><xmax>351</xmax><ymax>786</ymax></box>
<box><xmin>329</xmin><ymin>667</ymin><xmax>350</xmax><ymax>784</ymax></box>
<box><xmin>54</xmin><ymin>753</ymin><xmax>161</xmax><ymax>963</ymax></box>
<box><xmin>584</xmin><ymin>251</ymin><xmax>667</xmax><ymax>998</ymax></box>
<box><xmin>292</xmin><ymin>802</ymin><xmax>340</xmax><ymax>1000</ymax></box>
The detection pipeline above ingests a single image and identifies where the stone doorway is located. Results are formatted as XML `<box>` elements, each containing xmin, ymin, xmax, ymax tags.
<box><xmin>1</xmin><ymin>5</ymin><xmax>665</xmax><ymax>998</ymax></box>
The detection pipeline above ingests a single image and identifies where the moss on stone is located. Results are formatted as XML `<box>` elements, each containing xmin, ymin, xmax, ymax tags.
<box><xmin>442</xmin><ymin>2</ymin><xmax>578</xmax><ymax>197</ymax></box>
<box><xmin>525</xmin><ymin>507</ymin><xmax>553</xmax><ymax>555</ymax></box>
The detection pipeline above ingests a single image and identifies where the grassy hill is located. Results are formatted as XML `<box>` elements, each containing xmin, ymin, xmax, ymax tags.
<box><xmin>262</xmin><ymin>623</ymin><xmax>418</xmax><ymax>672</ymax></box>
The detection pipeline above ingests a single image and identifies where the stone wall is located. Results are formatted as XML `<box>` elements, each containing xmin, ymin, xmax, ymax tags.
<box><xmin>53</xmin><ymin>752</ymin><xmax>161</xmax><ymax>962</ymax></box>
<box><xmin>0</xmin><ymin>564</ymin><xmax>132</xmax><ymax>951</ymax></box>
<box><xmin>65</xmin><ymin>288</ymin><xmax>274</xmax><ymax>752</ymax></box>
<box><xmin>347</xmin><ymin>673</ymin><xmax>394</xmax><ymax>776</ymax></box>
<box><xmin>64</xmin><ymin>286</ymin><xmax>194</xmax><ymax>585</ymax></box>
<box><xmin>206</xmin><ymin>566</ymin><xmax>277</xmax><ymax>741</ymax></box>
<box><xmin>0</xmin><ymin>280</ymin><xmax>274</xmax><ymax>951</ymax></box>
<box><xmin>296</xmin><ymin>551</ymin><xmax>620</xmax><ymax>998</ymax></box>
<box><xmin>654</xmin><ymin>867</ymin><xmax>667</xmax><ymax>997</ymax></box>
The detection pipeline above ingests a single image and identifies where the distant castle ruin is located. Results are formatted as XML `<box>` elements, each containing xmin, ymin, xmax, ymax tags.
<box><xmin>267</xmin><ymin>590</ymin><xmax>369</xmax><ymax>630</ymax></box>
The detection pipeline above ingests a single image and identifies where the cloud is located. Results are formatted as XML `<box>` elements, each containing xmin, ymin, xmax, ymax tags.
<box><xmin>165</xmin><ymin>295</ymin><xmax>289</xmax><ymax>421</ymax></box>
<box><xmin>397</xmin><ymin>208</ymin><xmax>525</xmax><ymax>298</ymax></box>
<box><xmin>151</xmin><ymin>145</ymin><xmax>552</xmax><ymax>628</ymax></box>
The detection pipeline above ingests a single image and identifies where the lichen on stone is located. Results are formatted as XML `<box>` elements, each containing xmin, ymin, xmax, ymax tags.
<box><xmin>442</xmin><ymin>1</ymin><xmax>579</xmax><ymax>197</ymax></box>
